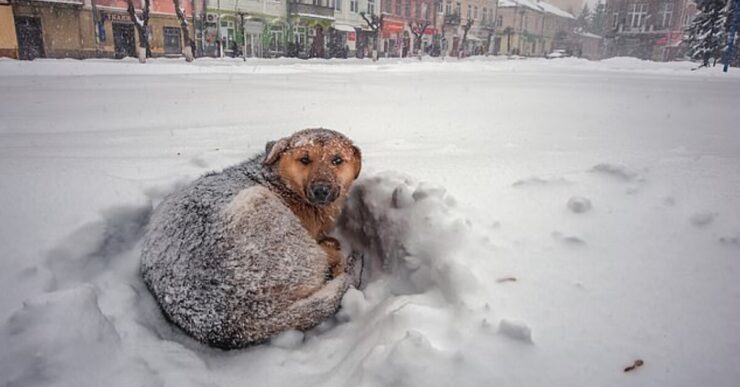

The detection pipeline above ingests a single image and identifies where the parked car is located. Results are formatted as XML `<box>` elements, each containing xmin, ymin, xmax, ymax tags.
<box><xmin>546</xmin><ymin>49</ymin><xmax>570</xmax><ymax>59</ymax></box>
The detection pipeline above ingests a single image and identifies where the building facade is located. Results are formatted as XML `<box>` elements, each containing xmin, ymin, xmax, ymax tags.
<box><xmin>496</xmin><ymin>0</ymin><xmax>575</xmax><ymax>56</ymax></box>
<box><xmin>439</xmin><ymin>0</ymin><xmax>499</xmax><ymax>56</ymax></box>
<box><xmin>380</xmin><ymin>0</ymin><xmax>435</xmax><ymax>57</ymax></box>
<box><xmin>332</xmin><ymin>0</ymin><xmax>380</xmax><ymax>58</ymax></box>
<box><xmin>1</xmin><ymin>0</ymin><xmax>19</xmax><ymax>58</ymax></box>
<box><xmin>203</xmin><ymin>0</ymin><xmax>288</xmax><ymax>57</ymax></box>
<box><xmin>3</xmin><ymin>0</ymin><xmax>194</xmax><ymax>60</ymax></box>
<box><xmin>603</xmin><ymin>0</ymin><xmax>696</xmax><ymax>61</ymax></box>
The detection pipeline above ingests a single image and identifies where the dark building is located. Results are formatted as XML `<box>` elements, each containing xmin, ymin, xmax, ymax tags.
<box><xmin>604</xmin><ymin>0</ymin><xmax>697</xmax><ymax>61</ymax></box>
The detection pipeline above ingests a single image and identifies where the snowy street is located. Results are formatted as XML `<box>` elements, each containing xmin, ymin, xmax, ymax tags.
<box><xmin>0</xmin><ymin>57</ymin><xmax>739</xmax><ymax>387</ymax></box>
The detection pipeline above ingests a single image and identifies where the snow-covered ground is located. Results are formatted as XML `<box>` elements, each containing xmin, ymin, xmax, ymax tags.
<box><xmin>0</xmin><ymin>56</ymin><xmax>739</xmax><ymax>387</ymax></box>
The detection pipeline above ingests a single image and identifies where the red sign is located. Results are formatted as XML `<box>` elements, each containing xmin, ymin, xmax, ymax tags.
<box><xmin>423</xmin><ymin>27</ymin><xmax>436</xmax><ymax>35</ymax></box>
<box><xmin>348</xmin><ymin>32</ymin><xmax>356</xmax><ymax>41</ymax></box>
<box><xmin>383</xmin><ymin>21</ymin><xmax>405</xmax><ymax>33</ymax></box>
<box><xmin>656</xmin><ymin>31</ymin><xmax>682</xmax><ymax>46</ymax></box>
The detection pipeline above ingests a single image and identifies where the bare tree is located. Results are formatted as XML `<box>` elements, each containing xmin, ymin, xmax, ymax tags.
<box><xmin>409</xmin><ymin>20</ymin><xmax>432</xmax><ymax>58</ymax></box>
<box><xmin>126</xmin><ymin>0</ymin><xmax>151</xmax><ymax>62</ymax></box>
<box><xmin>173</xmin><ymin>0</ymin><xmax>195</xmax><ymax>61</ymax></box>
<box><xmin>360</xmin><ymin>12</ymin><xmax>384</xmax><ymax>61</ymax></box>
<box><xmin>459</xmin><ymin>18</ymin><xmax>474</xmax><ymax>57</ymax></box>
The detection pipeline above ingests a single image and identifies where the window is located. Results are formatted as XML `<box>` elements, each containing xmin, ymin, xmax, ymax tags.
<box><xmin>497</xmin><ymin>15</ymin><xmax>502</xmax><ymax>27</ymax></box>
<box><xmin>395</xmin><ymin>0</ymin><xmax>402</xmax><ymax>15</ymax></box>
<box><xmin>612</xmin><ymin>12</ymin><xmax>619</xmax><ymax>28</ymax></box>
<box><xmin>455</xmin><ymin>2</ymin><xmax>461</xmax><ymax>15</ymax></box>
<box><xmin>628</xmin><ymin>3</ymin><xmax>647</xmax><ymax>28</ymax></box>
<box><xmin>658</xmin><ymin>2</ymin><xmax>673</xmax><ymax>29</ymax></box>
<box><xmin>415</xmin><ymin>1</ymin><xmax>421</xmax><ymax>18</ymax></box>
<box><xmin>350</xmin><ymin>0</ymin><xmax>358</xmax><ymax>12</ymax></box>
<box><xmin>474</xmin><ymin>6</ymin><xmax>478</xmax><ymax>20</ymax></box>
<box><xmin>482</xmin><ymin>7</ymin><xmax>487</xmax><ymax>22</ymax></box>
<box><xmin>335</xmin><ymin>0</ymin><xmax>341</xmax><ymax>10</ymax></box>
<box><xmin>405</xmin><ymin>0</ymin><xmax>411</xmax><ymax>17</ymax></box>
<box><xmin>445</xmin><ymin>1</ymin><xmax>451</xmax><ymax>14</ymax></box>
<box><xmin>367</xmin><ymin>0</ymin><xmax>374</xmax><ymax>14</ymax></box>
<box><xmin>163</xmin><ymin>27</ymin><xmax>181</xmax><ymax>55</ymax></box>
<box><xmin>467</xmin><ymin>4</ymin><xmax>472</xmax><ymax>18</ymax></box>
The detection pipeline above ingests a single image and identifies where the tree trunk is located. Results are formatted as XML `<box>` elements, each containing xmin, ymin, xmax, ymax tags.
<box><xmin>126</xmin><ymin>0</ymin><xmax>150</xmax><ymax>62</ymax></box>
<box><xmin>173</xmin><ymin>0</ymin><xmax>195</xmax><ymax>62</ymax></box>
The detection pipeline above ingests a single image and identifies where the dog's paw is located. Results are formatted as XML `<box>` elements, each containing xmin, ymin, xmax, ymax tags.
<box><xmin>319</xmin><ymin>236</ymin><xmax>341</xmax><ymax>251</ymax></box>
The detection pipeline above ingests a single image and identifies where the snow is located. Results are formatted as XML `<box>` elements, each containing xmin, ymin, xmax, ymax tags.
<box><xmin>498</xmin><ymin>0</ymin><xmax>575</xmax><ymax>18</ymax></box>
<box><xmin>1</xmin><ymin>57</ymin><xmax>740</xmax><ymax>387</ymax></box>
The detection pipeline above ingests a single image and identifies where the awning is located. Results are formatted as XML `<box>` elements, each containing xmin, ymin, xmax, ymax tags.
<box><xmin>333</xmin><ymin>24</ymin><xmax>356</xmax><ymax>32</ymax></box>
<box><xmin>466</xmin><ymin>34</ymin><xmax>482</xmax><ymax>41</ymax></box>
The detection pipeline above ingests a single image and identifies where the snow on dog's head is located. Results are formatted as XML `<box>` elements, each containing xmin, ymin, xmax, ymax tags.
<box><xmin>263</xmin><ymin>128</ymin><xmax>362</xmax><ymax>207</ymax></box>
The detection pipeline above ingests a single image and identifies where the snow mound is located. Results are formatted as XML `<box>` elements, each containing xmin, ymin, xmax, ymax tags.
<box><xmin>337</xmin><ymin>172</ymin><xmax>480</xmax><ymax>302</ymax></box>
<box><xmin>0</xmin><ymin>285</ymin><xmax>142</xmax><ymax>387</ymax></box>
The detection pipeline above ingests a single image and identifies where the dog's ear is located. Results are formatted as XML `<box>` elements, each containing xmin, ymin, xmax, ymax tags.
<box><xmin>263</xmin><ymin>138</ymin><xmax>289</xmax><ymax>166</ymax></box>
<box><xmin>351</xmin><ymin>145</ymin><xmax>362</xmax><ymax>180</ymax></box>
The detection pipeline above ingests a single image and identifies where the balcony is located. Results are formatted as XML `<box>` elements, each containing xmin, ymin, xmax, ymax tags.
<box><xmin>444</xmin><ymin>12</ymin><xmax>461</xmax><ymax>25</ymax></box>
<box><xmin>288</xmin><ymin>2</ymin><xmax>335</xmax><ymax>20</ymax></box>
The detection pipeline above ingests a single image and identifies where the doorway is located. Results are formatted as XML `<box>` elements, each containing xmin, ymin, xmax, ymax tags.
<box><xmin>15</xmin><ymin>16</ymin><xmax>45</xmax><ymax>60</ymax></box>
<box><xmin>113</xmin><ymin>23</ymin><xmax>136</xmax><ymax>59</ymax></box>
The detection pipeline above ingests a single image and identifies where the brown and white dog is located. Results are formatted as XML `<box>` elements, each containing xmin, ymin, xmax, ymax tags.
<box><xmin>141</xmin><ymin>128</ymin><xmax>361</xmax><ymax>349</ymax></box>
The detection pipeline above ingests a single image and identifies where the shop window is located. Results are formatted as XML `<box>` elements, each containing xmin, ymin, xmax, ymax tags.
<box><xmin>163</xmin><ymin>27</ymin><xmax>182</xmax><ymax>55</ymax></box>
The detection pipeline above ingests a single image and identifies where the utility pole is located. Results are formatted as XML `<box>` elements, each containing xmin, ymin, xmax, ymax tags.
<box><xmin>240</xmin><ymin>12</ymin><xmax>247</xmax><ymax>60</ymax></box>
<box><xmin>723</xmin><ymin>0</ymin><xmax>739</xmax><ymax>72</ymax></box>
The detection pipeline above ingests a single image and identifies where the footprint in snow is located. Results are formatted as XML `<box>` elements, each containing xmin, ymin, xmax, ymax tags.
<box><xmin>689</xmin><ymin>212</ymin><xmax>716</xmax><ymax>228</ymax></box>
<box><xmin>552</xmin><ymin>231</ymin><xmax>586</xmax><ymax>246</ymax></box>
<box><xmin>511</xmin><ymin>176</ymin><xmax>572</xmax><ymax>188</ymax></box>
<box><xmin>567</xmin><ymin>196</ymin><xmax>592</xmax><ymax>214</ymax></box>
<box><xmin>498</xmin><ymin>319</ymin><xmax>534</xmax><ymax>344</ymax></box>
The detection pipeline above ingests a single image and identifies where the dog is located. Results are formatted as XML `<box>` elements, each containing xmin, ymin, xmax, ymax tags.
<box><xmin>141</xmin><ymin>128</ymin><xmax>362</xmax><ymax>349</ymax></box>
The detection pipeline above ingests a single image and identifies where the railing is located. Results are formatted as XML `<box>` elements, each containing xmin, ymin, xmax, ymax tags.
<box><xmin>288</xmin><ymin>2</ymin><xmax>335</xmax><ymax>18</ymax></box>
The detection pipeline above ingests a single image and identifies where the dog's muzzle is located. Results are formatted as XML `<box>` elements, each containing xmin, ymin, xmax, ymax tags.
<box><xmin>307</xmin><ymin>182</ymin><xmax>338</xmax><ymax>205</ymax></box>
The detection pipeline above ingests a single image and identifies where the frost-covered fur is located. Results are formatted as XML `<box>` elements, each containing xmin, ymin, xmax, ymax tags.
<box><xmin>141</xmin><ymin>151</ymin><xmax>352</xmax><ymax>349</ymax></box>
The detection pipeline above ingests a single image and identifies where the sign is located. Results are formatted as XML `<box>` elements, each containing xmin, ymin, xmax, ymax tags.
<box><xmin>655</xmin><ymin>31</ymin><xmax>682</xmax><ymax>46</ymax></box>
<box><xmin>383</xmin><ymin>21</ymin><xmax>404</xmax><ymax>33</ymax></box>
<box><xmin>348</xmin><ymin>31</ymin><xmax>356</xmax><ymax>41</ymax></box>
<box><xmin>244</xmin><ymin>21</ymin><xmax>264</xmax><ymax>34</ymax></box>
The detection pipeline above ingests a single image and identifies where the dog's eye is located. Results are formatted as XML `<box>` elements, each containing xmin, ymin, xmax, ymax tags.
<box><xmin>299</xmin><ymin>156</ymin><xmax>311</xmax><ymax>165</ymax></box>
<box><xmin>332</xmin><ymin>156</ymin><xmax>344</xmax><ymax>166</ymax></box>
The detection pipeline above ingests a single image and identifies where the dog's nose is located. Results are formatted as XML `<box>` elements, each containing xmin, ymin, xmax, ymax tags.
<box><xmin>309</xmin><ymin>183</ymin><xmax>335</xmax><ymax>205</ymax></box>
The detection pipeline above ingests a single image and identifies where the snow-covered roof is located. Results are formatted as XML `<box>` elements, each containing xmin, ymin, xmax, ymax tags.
<box><xmin>537</xmin><ymin>1</ymin><xmax>575</xmax><ymax>19</ymax></box>
<box><xmin>575</xmin><ymin>31</ymin><xmax>603</xmax><ymax>39</ymax></box>
<box><xmin>498</xmin><ymin>0</ymin><xmax>575</xmax><ymax>19</ymax></box>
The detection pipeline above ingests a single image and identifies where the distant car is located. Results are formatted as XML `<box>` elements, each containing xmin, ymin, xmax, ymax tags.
<box><xmin>546</xmin><ymin>49</ymin><xmax>569</xmax><ymax>59</ymax></box>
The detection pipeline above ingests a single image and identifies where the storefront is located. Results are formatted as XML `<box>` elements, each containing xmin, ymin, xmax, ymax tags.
<box><xmin>331</xmin><ymin>23</ymin><xmax>356</xmax><ymax>57</ymax></box>
<box><xmin>381</xmin><ymin>17</ymin><xmax>404</xmax><ymax>57</ymax></box>
<box><xmin>289</xmin><ymin>16</ymin><xmax>332</xmax><ymax>58</ymax></box>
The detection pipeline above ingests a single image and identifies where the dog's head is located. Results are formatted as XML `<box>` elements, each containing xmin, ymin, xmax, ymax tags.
<box><xmin>263</xmin><ymin>128</ymin><xmax>362</xmax><ymax>207</ymax></box>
